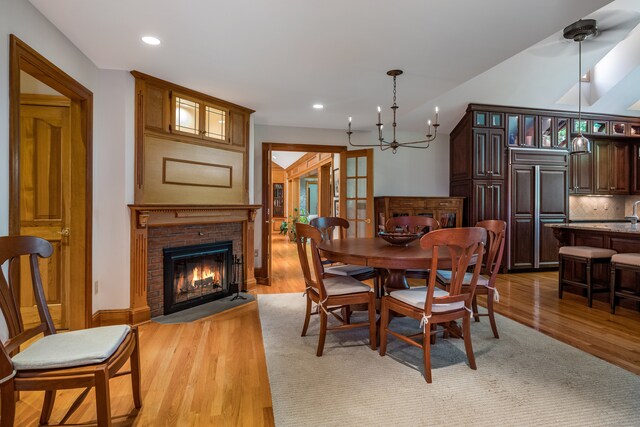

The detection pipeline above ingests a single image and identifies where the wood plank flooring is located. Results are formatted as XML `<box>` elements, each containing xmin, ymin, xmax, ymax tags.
<box><xmin>13</xmin><ymin>234</ymin><xmax>640</xmax><ymax>426</ymax></box>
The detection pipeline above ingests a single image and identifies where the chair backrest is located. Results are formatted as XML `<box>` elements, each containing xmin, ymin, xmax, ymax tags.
<box><xmin>0</xmin><ymin>236</ymin><xmax>56</xmax><ymax>377</ymax></box>
<box><xmin>294</xmin><ymin>223</ymin><xmax>327</xmax><ymax>299</ymax></box>
<box><xmin>420</xmin><ymin>227</ymin><xmax>486</xmax><ymax>315</ymax></box>
<box><xmin>385</xmin><ymin>216</ymin><xmax>440</xmax><ymax>234</ymax></box>
<box><xmin>475</xmin><ymin>220</ymin><xmax>506</xmax><ymax>284</ymax></box>
<box><xmin>309</xmin><ymin>216</ymin><xmax>349</xmax><ymax>241</ymax></box>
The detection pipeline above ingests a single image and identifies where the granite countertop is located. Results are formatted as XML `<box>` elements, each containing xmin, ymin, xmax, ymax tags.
<box><xmin>546</xmin><ymin>222</ymin><xmax>640</xmax><ymax>234</ymax></box>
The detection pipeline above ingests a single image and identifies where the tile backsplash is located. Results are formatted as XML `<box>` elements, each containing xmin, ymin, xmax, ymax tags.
<box><xmin>569</xmin><ymin>195</ymin><xmax>640</xmax><ymax>220</ymax></box>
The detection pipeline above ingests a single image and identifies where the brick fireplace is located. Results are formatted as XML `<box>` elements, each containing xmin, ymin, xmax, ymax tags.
<box><xmin>128</xmin><ymin>205</ymin><xmax>260</xmax><ymax>323</ymax></box>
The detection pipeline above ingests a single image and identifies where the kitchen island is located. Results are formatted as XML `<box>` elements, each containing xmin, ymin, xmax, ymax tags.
<box><xmin>547</xmin><ymin>222</ymin><xmax>640</xmax><ymax>250</ymax></box>
<box><xmin>547</xmin><ymin>222</ymin><xmax>640</xmax><ymax>309</ymax></box>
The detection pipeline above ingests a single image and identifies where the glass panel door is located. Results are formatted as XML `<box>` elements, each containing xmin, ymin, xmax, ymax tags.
<box><xmin>340</xmin><ymin>149</ymin><xmax>374</xmax><ymax>238</ymax></box>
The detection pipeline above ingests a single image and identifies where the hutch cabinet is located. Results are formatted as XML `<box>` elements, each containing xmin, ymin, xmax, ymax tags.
<box><xmin>374</xmin><ymin>197</ymin><xmax>464</xmax><ymax>234</ymax></box>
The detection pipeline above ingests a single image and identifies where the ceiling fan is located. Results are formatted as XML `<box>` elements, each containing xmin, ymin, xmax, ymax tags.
<box><xmin>529</xmin><ymin>10</ymin><xmax>640</xmax><ymax>57</ymax></box>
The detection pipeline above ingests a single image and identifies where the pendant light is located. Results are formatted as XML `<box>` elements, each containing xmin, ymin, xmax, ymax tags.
<box><xmin>563</xmin><ymin>19</ymin><xmax>597</xmax><ymax>155</ymax></box>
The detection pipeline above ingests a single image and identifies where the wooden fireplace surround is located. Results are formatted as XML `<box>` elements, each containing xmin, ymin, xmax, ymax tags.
<box><xmin>127</xmin><ymin>204</ymin><xmax>260</xmax><ymax>325</ymax></box>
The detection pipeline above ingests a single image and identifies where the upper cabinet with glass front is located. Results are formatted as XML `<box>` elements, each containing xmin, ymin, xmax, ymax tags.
<box><xmin>132</xmin><ymin>70</ymin><xmax>253</xmax><ymax>149</ymax></box>
<box><xmin>172</xmin><ymin>93</ymin><xmax>229</xmax><ymax>143</ymax></box>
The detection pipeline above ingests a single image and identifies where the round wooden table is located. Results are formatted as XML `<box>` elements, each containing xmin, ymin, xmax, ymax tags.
<box><xmin>317</xmin><ymin>237</ymin><xmax>453</xmax><ymax>292</ymax></box>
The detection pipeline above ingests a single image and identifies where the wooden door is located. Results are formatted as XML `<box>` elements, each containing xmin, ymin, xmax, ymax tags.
<box><xmin>538</xmin><ymin>166</ymin><xmax>568</xmax><ymax>268</ymax></box>
<box><xmin>19</xmin><ymin>99</ymin><xmax>71</xmax><ymax>329</ymax></box>
<box><xmin>594</xmin><ymin>140</ymin><xmax>611</xmax><ymax>194</ymax></box>
<box><xmin>340</xmin><ymin>149</ymin><xmax>374</xmax><ymax>238</ymax></box>
<box><xmin>489</xmin><ymin>181</ymin><xmax>505</xmax><ymax>221</ymax></box>
<box><xmin>632</xmin><ymin>142</ymin><xmax>640</xmax><ymax>195</ymax></box>
<box><xmin>570</xmin><ymin>152</ymin><xmax>593</xmax><ymax>194</ymax></box>
<box><xmin>611</xmin><ymin>141</ymin><xmax>630</xmax><ymax>194</ymax></box>
<box><xmin>472</xmin><ymin>129</ymin><xmax>491</xmax><ymax>179</ymax></box>
<box><xmin>510</xmin><ymin>165</ymin><xmax>535</xmax><ymax>270</ymax></box>
<box><xmin>489</xmin><ymin>130</ymin><xmax>505</xmax><ymax>180</ymax></box>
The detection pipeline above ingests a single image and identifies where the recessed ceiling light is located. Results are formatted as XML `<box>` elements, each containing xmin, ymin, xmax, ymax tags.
<box><xmin>313</xmin><ymin>104</ymin><xmax>324</xmax><ymax>110</ymax></box>
<box><xmin>141</xmin><ymin>36</ymin><xmax>161</xmax><ymax>46</ymax></box>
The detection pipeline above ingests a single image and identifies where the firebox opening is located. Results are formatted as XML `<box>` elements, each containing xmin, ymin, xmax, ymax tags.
<box><xmin>163</xmin><ymin>241</ymin><xmax>233</xmax><ymax>315</ymax></box>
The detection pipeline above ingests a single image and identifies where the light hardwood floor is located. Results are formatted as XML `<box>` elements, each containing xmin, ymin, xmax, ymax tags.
<box><xmin>13</xmin><ymin>234</ymin><xmax>640</xmax><ymax>426</ymax></box>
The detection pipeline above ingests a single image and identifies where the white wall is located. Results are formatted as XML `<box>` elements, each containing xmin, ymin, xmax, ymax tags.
<box><xmin>0</xmin><ymin>0</ymin><xmax>134</xmax><ymax>313</ymax></box>
<box><xmin>252</xmin><ymin>124</ymin><xmax>450</xmax><ymax>266</ymax></box>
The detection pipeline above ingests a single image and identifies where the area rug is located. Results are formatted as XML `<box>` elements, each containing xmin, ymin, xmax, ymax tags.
<box><xmin>258</xmin><ymin>293</ymin><xmax>640</xmax><ymax>427</ymax></box>
<box><xmin>152</xmin><ymin>293</ymin><xmax>254</xmax><ymax>324</ymax></box>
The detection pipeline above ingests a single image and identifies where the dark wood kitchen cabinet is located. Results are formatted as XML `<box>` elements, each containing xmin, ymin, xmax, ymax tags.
<box><xmin>633</xmin><ymin>142</ymin><xmax>640</xmax><ymax>194</ymax></box>
<box><xmin>450</xmin><ymin>103</ymin><xmax>640</xmax><ymax>271</ymax></box>
<box><xmin>510</xmin><ymin>151</ymin><xmax>568</xmax><ymax>270</ymax></box>
<box><xmin>473</xmin><ymin>129</ymin><xmax>504</xmax><ymax>180</ymax></box>
<box><xmin>594</xmin><ymin>140</ymin><xmax>630</xmax><ymax>195</ymax></box>
<box><xmin>569</xmin><ymin>152</ymin><xmax>593</xmax><ymax>195</ymax></box>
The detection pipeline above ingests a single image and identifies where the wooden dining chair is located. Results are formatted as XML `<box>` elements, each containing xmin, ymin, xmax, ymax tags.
<box><xmin>379</xmin><ymin>227</ymin><xmax>486</xmax><ymax>383</ymax></box>
<box><xmin>0</xmin><ymin>236</ymin><xmax>141</xmax><ymax>426</ymax></box>
<box><xmin>310</xmin><ymin>216</ymin><xmax>379</xmax><ymax>292</ymax></box>
<box><xmin>435</xmin><ymin>220</ymin><xmax>506</xmax><ymax>338</ymax></box>
<box><xmin>295</xmin><ymin>223</ymin><xmax>377</xmax><ymax>356</ymax></box>
<box><xmin>385</xmin><ymin>216</ymin><xmax>440</xmax><ymax>286</ymax></box>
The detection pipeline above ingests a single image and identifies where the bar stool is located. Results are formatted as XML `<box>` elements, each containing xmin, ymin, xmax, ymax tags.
<box><xmin>610</xmin><ymin>253</ymin><xmax>640</xmax><ymax>314</ymax></box>
<box><xmin>558</xmin><ymin>246</ymin><xmax>617</xmax><ymax>307</ymax></box>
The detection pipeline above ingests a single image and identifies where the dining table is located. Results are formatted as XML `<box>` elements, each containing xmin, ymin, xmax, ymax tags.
<box><xmin>317</xmin><ymin>237</ymin><xmax>462</xmax><ymax>294</ymax></box>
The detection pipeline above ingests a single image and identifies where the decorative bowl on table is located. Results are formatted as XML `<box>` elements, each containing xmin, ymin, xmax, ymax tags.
<box><xmin>378</xmin><ymin>231</ymin><xmax>423</xmax><ymax>246</ymax></box>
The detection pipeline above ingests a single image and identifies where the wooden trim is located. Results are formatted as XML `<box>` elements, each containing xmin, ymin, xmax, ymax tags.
<box><xmin>258</xmin><ymin>143</ymin><xmax>347</xmax><ymax>284</ymax></box>
<box><xmin>19</xmin><ymin>94</ymin><xmax>71</xmax><ymax>107</ymax></box>
<box><xmin>92</xmin><ymin>309</ymin><xmax>134</xmax><ymax>327</ymax></box>
<box><xmin>9</xmin><ymin>35</ymin><xmax>93</xmax><ymax>329</ymax></box>
<box><xmin>130</xmin><ymin>70</ymin><xmax>255</xmax><ymax>114</ymax></box>
<box><xmin>161</xmin><ymin>157</ymin><xmax>233</xmax><ymax>188</ymax></box>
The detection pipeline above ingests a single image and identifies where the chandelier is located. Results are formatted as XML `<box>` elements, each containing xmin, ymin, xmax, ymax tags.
<box><xmin>564</xmin><ymin>19</ymin><xmax>597</xmax><ymax>155</ymax></box>
<box><xmin>347</xmin><ymin>69</ymin><xmax>440</xmax><ymax>154</ymax></box>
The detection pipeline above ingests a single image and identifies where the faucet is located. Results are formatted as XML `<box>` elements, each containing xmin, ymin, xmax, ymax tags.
<box><xmin>626</xmin><ymin>200</ymin><xmax>640</xmax><ymax>225</ymax></box>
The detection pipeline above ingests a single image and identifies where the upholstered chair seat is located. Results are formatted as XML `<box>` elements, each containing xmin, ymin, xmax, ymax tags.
<box><xmin>12</xmin><ymin>325</ymin><xmax>131</xmax><ymax>370</ymax></box>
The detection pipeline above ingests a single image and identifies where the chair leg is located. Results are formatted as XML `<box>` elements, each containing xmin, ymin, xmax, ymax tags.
<box><xmin>94</xmin><ymin>366</ymin><xmax>112</xmax><ymax>427</ymax></box>
<box><xmin>462</xmin><ymin>314</ymin><xmax>477</xmax><ymax>371</ymax></box>
<box><xmin>368</xmin><ymin>293</ymin><xmax>377</xmax><ymax>350</ymax></box>
<box><xmin>472</xmin><ymin>295</ymin><xmax>480</xmax><ymax>322</ymax></box>
<box><xmin>0</xmin><ymin>381</ymin><xmax>16</xmax><ymax>427</ymax></box>
<box><xmin>487</xmin><ymin>289</ymin><xmax>499</xmax><ymax>339</ymax></box>
<box><xmin>423</xmin><ymin>326</ymin><xmax>432</xmax><ymax>383</ymax></box>
<box><xmin>301</xmin><ymin>295</ymin><xmax>312</xmax><ymax>337</ymax></box>
<box><xmin>610</xmin><ymin>265</ymin><xmax>617</xmax><ymax>314</ymax></box>
<box><xmin>558</xmin><ymin>255</ymin><xmax>564</xmax><ymax>299</ymax></box>
<box><xmin>586</xmin><ymin>260</ymin><xmax>593</xmax><ymax>308</ymax></box>
<box><xmin>343</xmin><ymin>305</ymin><xmax>351</xmax><ymax>325</ymax></box>
<box><xmin>130</xmin><ymin>329</ymin><xmax>143</xmax><ymax>409</ymax></box>
<box><xmin>39</xmin><ymin>390</ymin><xmax>56</xmax><ymax>425</ymax></box>
<box><xmin>379</xmin><ymin>299</ymin><xmax>388</xmax><ymax>356</ymax></box>
<box><xmin>316</xmin><ymin>309</ymin><xmax>328</xmax><ymax>357</ymax></box>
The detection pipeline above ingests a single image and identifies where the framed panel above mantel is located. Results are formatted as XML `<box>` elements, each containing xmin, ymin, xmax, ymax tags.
<box><xmin>132</xmin><ymin>71</ymin><xmax>255</xmax><ymax>205</ymax></box>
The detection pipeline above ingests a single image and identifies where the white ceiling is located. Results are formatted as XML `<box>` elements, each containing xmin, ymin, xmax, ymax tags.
<box><xmin>271</xmin><ymin>151</ymin><xmax>306</xmax><ymax>170</ymax></box>
<box><xmin>29</xmin><ymin>0</ymin><xmax>640</xmax><ymax>134</ymax></box>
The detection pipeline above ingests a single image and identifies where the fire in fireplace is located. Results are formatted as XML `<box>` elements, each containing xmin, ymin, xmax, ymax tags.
<box><xmin>163</xmin><ymin>241</ymin><xmax>233</xmax><ymax>314</ymax></box>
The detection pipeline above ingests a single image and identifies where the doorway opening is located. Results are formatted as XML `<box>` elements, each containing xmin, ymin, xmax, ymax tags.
<box><xmin>9</xmin><ymin>35</ymin><xmax>93</xmax><ymax>330</ymax></box>
<box><xmin>259</xmin><ymin>143</ymin><xmax>374</xmax><ymax>286</ymax></box>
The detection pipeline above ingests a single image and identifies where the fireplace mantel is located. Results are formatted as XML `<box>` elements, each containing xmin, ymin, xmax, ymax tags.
<box><xmin>128</xmin><ymin>204</ymin><xmax>260</xmax><ymax>324</ymax></box>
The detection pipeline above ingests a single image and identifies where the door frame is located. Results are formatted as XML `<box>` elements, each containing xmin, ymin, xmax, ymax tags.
<box><xmin>9</xmin><ymin>35</ymin><xmax>93</xmax><ymax>328</ymax></box>
<box><xmin>259</xmin><ymin>143</ymin><xmax>346</xmax><ymax>285</ymax></box>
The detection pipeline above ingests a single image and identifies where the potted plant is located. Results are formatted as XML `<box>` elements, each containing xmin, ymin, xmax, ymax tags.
<box><xmin>279</xmin><ymin>208</ymin><xmax>309</xmax><ymax>241</ymax></box>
